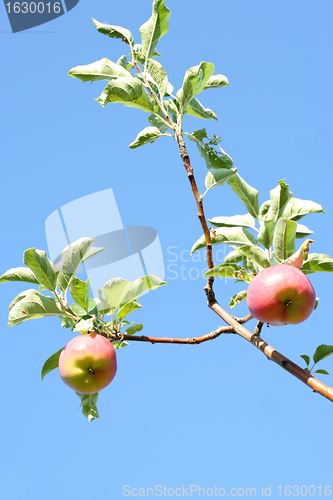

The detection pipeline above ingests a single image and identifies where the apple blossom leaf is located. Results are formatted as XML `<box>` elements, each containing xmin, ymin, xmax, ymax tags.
<box><xmin>204</xmin><ymin>263</ymin><xmax>253</xmax><ymax>283</ymax></box>
<box><xmin>296</xmin><ymin>223</ymin><xmax>313</xmax><ymax>239</ymax></box>
<box><xmin>237</xmin><ymin>245</ymin><xmax>271</xmax><ymax>269</ymax></box>
<box><xmin>300</xmin><ymin>355</ymin><xmax>310</xmax><ymax>366</ymax></box>
<box><xmin>229</xmin><ymin>290</ymin><xmax>247</xmax><ymax>308</ymax></box>
<box><xmin>189</xmin><ymin>129</ymin><xmax>234</xmax><ymax>169</ymax></box>
<box><xmin>76</xmin><ymin>392</ymin><xmax>100</xmax><ymax>421</ymax></box>
<box><xmin>0</xmin><ymin>266</ymin><xmax>39</xmax><ymax>285</ymax></box>
<box><xmin>68</xmin><ymin>58</ymin><xmax>131</xmax><ymax>83</ymax></box>
<box><xmin>203</xmin><ymin>74</ymin><xmax>230</xmax><ymax>89</ymax></box>
<box><xmin>282</xmin><ymin>197</ymin><xmax>325</xmax><ymax>222</ymax></box>
<box><xmin>314</xmin><ymin>369</ymin><xmax>329</xmax><ymax>375</ymax></box>
<box><xmin>265</xmin><ymin>179</ymin><xmax>293</xmax><ymax>222</ymax></box>
<box><xmin>139</xmin><ymin>0</ymin><xmax>170</xmax><ymax>63</ymax></box>
<box><xmin>71</xmin><ymin>303</ymin><xmax>87</xmax><ymax>317</ymax></box>
<box><xmin>129</xmin><ymin>126</ymin><xmax>163</xmax><ymax>149</ymax></box>
<box><xmin>23</xmin><ymin>248</ymin><xmax>57</xmax><ymax>292</ymax></box>
<box><xmin>95</xmin><ymin>77</ymin><xmax>157</xmax><ymax>113</ymax></box>
<box><xmin>204</xmin><ymin>168</ymin><xmax>237</xmax><ymax>192</ymax></box>
<box><xmin>227</xmin><ymin>174</ymin><xmax>259</xmax><ymax>218</ymax></box>
<box><xmin>272</xmin><ymin>218</ymin><xmax>297</xmax><ymax>264</ymax></box>
<box><xmin>209</xmin><ymin>213</ymin><xmax>256</xmax><ymax>230</ymax></box>
<box><xmin>223</xmin><ymin>249</ymin><xmax>244</xmax><ymax>264</ymax></box>
<box><xmin>186</xmin><ymin>98</ymin><xmax>217</xmax><ymax>120</ymax></box>
<box><xmin>8</xmin><ymin>293</ymin><xmax>64</xmax><ymax>326</ymax></box>
<box><xmin>301</xmin><ymin>253</ymin><xmax>333</xmax><ymax>274</ymax></box>
<box><xmin>313</xmin><ymin>345</ymin><xmax>333</xmax><ymax>365</ymax></box>
<box><xmin>70</xmin><ymin>277</ymin><xmax>90</xmax><ymax>311</ymax></box>
<box><xmin>176</xmin><ymin>62</ymin><xmax>215</xmax><ymax>114</ymax></box>
<box><xmin>41</xmin><ymin>348</ymin><xmax>63</xmax><ymax>380</ymax></box>
<box><xmin>257</xmin><ymin>219</ymin><xmax>275</xmax><ymax>250</ymax></box>
<box><xmin>126</xmin><ymin>323</ymin><xmax>143</xmax><ymax>335</ymax></box>
<box><xmin>112</xmin><ymin>340</ymin><xmax>129</xmax><ymax>349</ymax></box>
<box><xmin>191</xmin><ymin>227</ymin><xmax>258</xmax><ymax>255</ymax></box>
<box><xmin>116</xmin><ymin>275</ymin><xmax>167</xmax><ymax>308</ymax></box>
<box><xmin>92</xmin><ymin>18</ymin><xmax>134</xmax><ymax>46</ymax></box>
<box><xmin>117</xmin><ymin>300</ymin><xmax>142</xmax><ymax>321</ymax></box>
<box><xmin>147</xmin><ymin>59</ymin><xmax>168</xmax><ymax>97</ymax></box>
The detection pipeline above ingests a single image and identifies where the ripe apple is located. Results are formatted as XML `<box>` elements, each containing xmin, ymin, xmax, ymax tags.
<box><xmin>247</xmin><ymin>264</ymin><xmax>316</xmax><ymax>326</ymax></box>
<box><xmin>59</xmin><ymin>333</ymin><xmax>117</xmax><ymax>394</ymax></box>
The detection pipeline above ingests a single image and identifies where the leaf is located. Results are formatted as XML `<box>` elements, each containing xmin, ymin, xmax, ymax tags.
<box><xmin>115</xmin><ymin>275</ymin><xmax>167</xmax><ymax>308</ymax></box>
<box><xmin>8</xmin><ymin>293</ymin><xmax>63</xmax><ymax>326</ymax></box>
<box><xmin>191</xmin><ymin>227</ymin><xmax>258</xmax><ymax>254</ymax></box>
<box><xmin>126</xmin><ymin>324</ymin><xmax>143</xmax><ymax>335</ymax></box>
<box><xmin>282</xmin><ymin>197</ymin><xmax>325</xmax><ymax>221</ymax></box>
<box><xmin>102</xmin><ymin>278</ymin><xmax>130</xmax><ymax>310</ymax></box>
<box><xmin>300</xmin><ymin>354</ymin><xmax>310</xmax><ymax>366</ymax></box>
<box><xmin>301</xmin><ymin>253</ymin><xmax>333</xmax><ymax>274</ymax></box>
<box><xmin>148</xmin><ymin>113</ymin><xmax>169</xmax><ymax>133</ymax></box>
<box><xmin>257</xmin><ymin>219</ymin><xmax>275</xmax><ymax>249</ymax></box>
<box><xmin>23</xmin><ymin>248</ymin><xmax>57</xmax><ymax>292</ymax></box>
<box><xmin>41</xmin><ymin>348</ymin><xmax>63</xmax><ymax>380</ymax></box>
<box><xmin>189</xmin><ymin>129</ymin><xmax>234</xmax><ymax>169</ymax></box>
<box><xmin>314</xmin><ymin>369</ymin><xmax>329</xmax><ymax>375</ymax></box>
<box><xmin>176</xmin><ymin>62</ymin><xmax>215</xmax><ymax>114</ymax></box>
<box><xmin>70</xmin><ymin>277</ymin><xmax>90</xmax><ymax>311</ymax></box>
<box><xmin>265</xmin><ymin>179</ymin><xmax>293</xmax><ymax>222</ymax></box>
<box><xmin>117</xmin><ymin>55</ymin><xmax>134</xmax><ymax>71</ymax></box>
<box><xmin>60</xmin><ymin>316</ymin><xmax>75</xmax><ymax>329</ymax></box>
<box><xmin>147</xmin><ymin>59</ymin><xmax>168</xmax><ymax>97</ymax></box>
<box><xmin>92</xmin><ymin>18</ymin><xmax>134</xmax><ymax>46</ymax></box>
<box><xmin>0</xmin><ymin>267</ymin><xmax>39</xmax><ymax>285</ymax></box>
<box><xmin>73</xmin><ymin>318</ymin><xmax>95</xmax><ymax>334</ymax></box>
<box><xmin>227</xmin><ymin>174</ymin><xmax>259</xmax><ymax>218</ymax></box>
<box><xmin>229</xmin><ymin>290</ymin><xmax>247</xmax><ymax>308</ymax></box>
<box><xmin>204</xmin><ymin>263</ymin><xmax>253</xmax><ymax>283</ymax></box>
<box><xmin>96</xmin><ymin>77</ymin><xmax>156</xmax><ymax>113</ymax></box>
<box><xmin>56</xmin><ymin>237</ymin><xmax>102</xmax><ymax>293</ymax></box>
<box><xmin>112</xmin><ymin>340</ymin><xmax>129</xmax><ymax>349</ymax></box>
<box><xmin>296</xmin><ymin>223</ymin><xmax>313</xmax><ymax>239</ymax></box>
<box><xmin>139</xmin><ymin>0</ymin><xmax>170</xmax><ymax>62</ymax></box>
<box><xmin>258</xmin><ymin>200</ymin><xmax>271</xmax><ymax>220</ymax></box>
<box><xmin>117</xmin><ymin>300</ymin><xmax>142</xmax><ymax>321</ymax></box>
<box><xmin>313</xmin><ymin>345</ymin><xmax>333</xmax><ymax>365</ymax></box>
<box><xmin>237</xmin><ymin>245</ymin><xmax>271</xmax><ymax>269</ymax></box>
<box><xmin>129</xmin><ymin>126</ymin><xmax>163</xmax><ymax>149</ymax></box>
<box><xmin>203</xmin><ymin>74</ymin><xmax>230</xmax><ymax>89</ymax></box>
<box><xmin>186</xmin><ymin>98</ymin><xmax>217</xmax><ymax>120</ymax></box>
<box><xmin>204</xmin><ymin>168</ymin><xmax>237</xmax><ymax>192</ymax></box>
<box><xmin>76</xmin><ymin>392</ymin><xmax>100</xmax><ymax>421</ymax></box>
<box><xmin>209</xmin><ymin>213</ymin><xmax>256</xmax><ymax>230</ymax></box>
<box><xmin>68</xmin><ymin>58</ymin><xmax>131</xmax><ymax>83</ymax></box>
<box><xmin>281</xmin><ymin>239</ymin><xmax>314</xmax><ymax>268</ymax></box>
<box><xmin>8</xmin><ymin>289</ymin><xmax>42</xmax><ymax>312</ymax></box>
<box><xmin>272</xmin><ymin>218</ymin><xmax>297</xmax><ymax>264</ymax></box>
<box><xmin>223</xmin><ymin>249</ymin><xmax>244</xmax><ymax>264</ymax></box>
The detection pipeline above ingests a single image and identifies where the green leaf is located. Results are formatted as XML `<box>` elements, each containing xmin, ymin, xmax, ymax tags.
<box><xmin>117</xmin><ymin>55</ymin><xmax>134</xmax><ymax>71</ymax></box>
<box><xmin>203</xmin><ymin>74</ymin><xmax>230</xmax><ymax>89</ymax></box>
<box><xmin>258</xmin><ymin>200</ymin><xmax>271</xmax><ymax>220</ymax></box>
<box><xmin>87</xmin><ymin>299</ymin><xmax>98</xmax><ymax>315</ymax></box>
<box><xmin>209</xmin><ymin>213</ymin><xmax>256</xmax><ymax>229</ymax></box>
<box><xmin>314</xmin><ymin>369</ymin><xmax>329</xmax><ymax>375</ymax></box>
<box><xmin>229</xmin><ymin>290</ymin><xmax>247</xmax><ymax>308</ymax></box>
<box><xmin>73</xmin><ymin>317</ymin><xmax>95</xmax><ymax>334</ymax></box>
<box><xmin>117</xmin><ymin>300</ymin><xmax>142</xmax><ymax>321</ymax></box>
<box><xmin>148</xmin><ymin>113</ymin><xmax>169</xmax><ymax>133</ymax></box>
<box><xmin>0</xmin><ymin>267</ymin><xmax>40</xmax><ymax>285</ymax></box>
<box><xmin>237</xmin><ymin>245</ymin><xmax>271</xmax><ymax>269</ymax></box>
<box><xmin>204</xmin><ymin>263</ymin><xmax>253</xmax><ymax>283</ymax></box>
<box><xmin>92</xmin><ymin>18</ymin><xmax>134</xmax><ymax>46</ymax></box>
<box><xmin>139</xmin><ymin>0</ymin><xmax>170</xmax><ymax>62</ymax></box>
<box><xmin>8</xmin><ymin>289</ymin><xmax>42</xmax><ymax>312</ymax></box>
<box><xmin>60</xmin><ymin>316</ymin><xmax>75</xmax><ymax>329</ymax></box>
<box><xmin>282</xmin><ymin>197</ymin><xmax>325</xmax><ymax>221</ymax></box>
<box><xmin>147</xmin><ymin>59</ymin><xmax>168</xmax><ymax>97</ymax></box>
<box><xmin>56</xmin><ymin>237</ymin><xmax>102</xmax><ymax>293</ymax></box>
<box><xmin>126</xmin><ymin>324</ymin><xmax>143</xmax><ymax>335</ymax></box>
<box><xmin>112</xmin><ymin>340</ymin><xmax>129</xmax><ymax>349</ymax></box>
<box><xmin>300</xmin><ymin>354</ymin><xmax>310</xmax><ymax>366</ymax></box>
<box><xmin>68</xmin><ymin>58</ymin><xmax>131</xmax><ymax>83</ymax></box>
<box><xmin>272</xmin><ymin>218</ymin><xmax>297</xmax><ymax>264</ymax></box>
<box><xmin>70</xmin><ymin>277</ymin><xmax>90</xmax><ymax>311</ymax></box>
<box><xmin>96</xmin><ymin>77</ymin><xmax>156</xmax><ymax>113</ymax></box>
<box><xmin>189</xmin><ymin>129</ymin><xmax>234</xmax><ymax>169</ymax></box>
<box><xmin>102</xmin><ymin>278</ymin><xmax>130</xmax><ymax>310</ymax></box>
<box><xmin>76</xmin><ymin>392</ymin><xmax>100</xmax><ymax>421</ymax></box>
<box><xmin>114</xmin><ymin>275</ymin><xmax>167</xmax><ymax>308</ymax></box>
<box><xmin>41</xmin><ymin>348</ymin><xmax>63</xmax><ymax>380</ymax></box>
<box><xmin>23</xmin><ymin>248</ymin><xmax>57</xmax><ymax>292</ymax></box>
<box><xmin>296</xmin><ymin>223</ymin><xmax>313</xmax><ymax>239</ymax></box>
<box><xmin>129</xmin><ymin>126</ymin><xmax>163</xmax><ymax>149</ymax></box>
<box><xmin>227</xmin><ymin>174</ymin><xmax>259</xmax><ymax>219</ymax></box>
<box><xmin>313</xmin><ymin>345</ymin><xmax>333</xmax><ymax>365</ymax></box>
<box><xmin>186</xmin><ymin>98</ymin><xmax>217</xmax><ymax>120</ymax></box>
<box><xmin>191</xmin><ymin>227</ymin><xmax>258</xmax><ymax>255</ymax></box>
<box><xmin>204</xmin><ymin>168</ymin><xmax>237</xmax><ymax>192</ymax></box>
<box><xmin>176</xmin><ymin>62</ymin><xmax>215</xmax><ymax>114</ymax></box>
<box><xmin>301</xmin><ymin>253</ymin><xmax>333</xmax><ymax>274</ymax></box>
<box><xmin>257</xmin><ymin>219</ymin><xmax>275</xmax><ymax>249</ymax></box>
<box><xmin>223</xmin><ymin>249</ymin><xmax>244</xmax><ymax>264</ymax></box>
<box><xmin>8</xmin><ymin>293</ymin><xmax>63</xmax><ymax>326</ymax></box>
<box><xmin>71</xmin><ymin>303</ymin><xmax>87</xmax><ymax>317</ymax></box>
<box><xmin>265</xmin><ymin>179</ymin><xmax>293</xmax><ymax>222</ymax></box>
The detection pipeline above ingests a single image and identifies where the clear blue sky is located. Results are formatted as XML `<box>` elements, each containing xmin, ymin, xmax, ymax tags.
<box><xmin>1</xmin><ymin>1</ymin><xmax>333</xmax><ymax>499</ymax></box>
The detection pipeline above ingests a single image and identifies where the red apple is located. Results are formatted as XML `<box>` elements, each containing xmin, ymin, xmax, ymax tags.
<box><xmin>247</xmin><ymin>264</ymin><xmax>316</xmax><ymax>326</ymax></box>
<box><xmin>59</xmin><ymin>333</ymin><xmax>117</xmax><ymax>394</ymax></box>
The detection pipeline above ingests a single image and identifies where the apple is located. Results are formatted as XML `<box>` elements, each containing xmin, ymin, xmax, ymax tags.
<box><xmin>59</xmin><ymin>333</ymin><xmax>117</xmax><ymax>394</ymax></box>
<box><xmin>247</xmin><ymin>264</ymin><xmax>316</xmax><ymax>326</ymax></box>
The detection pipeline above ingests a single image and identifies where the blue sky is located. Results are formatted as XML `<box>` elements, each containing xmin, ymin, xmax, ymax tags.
<box><xmin>1</xmin><ymin>1</ymin><xmax>333</xmax><ymax>499</ymax></box>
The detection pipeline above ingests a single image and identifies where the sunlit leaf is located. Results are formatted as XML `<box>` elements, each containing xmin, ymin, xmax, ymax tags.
<box><xmin>265</xmin><ymin>179</ymin><xmax>293</xmax><ymax>222</ymax></box>
<box><xmin>282</xmin><ymin>197</ymin><xmax>325</xmax><ymax>221</ymax></box>
<box><xmin>23</xmin><ymin>248</ymin><xmax>57</xmax><ymax>292</ymax></box>
<box><xmin>227</xmin><ymin>174</ymin><xmax>259</xmax><ymax>218</ymax></box>
<box><xmin>8</xmin><ymin>293</ymin><xmax>63</xmax><ymax>326</ymax></box>
<box><xmin>189</xmin><ymin>128</ymin><xmax>234</xmax><ymax>169</ymax></box>
<box><xmin>68</xmin><ymin>58</ymin><xmax>131</xmax><ymax>83</ymax></box>
<box><xmin>203</xmin><ymin>74</ymin><xmax>230</xmax><ymax>89</ymax></box>
<box><xmin>313</xmin><ymin>345</ymin><xmax>333</xmax><ymax>365</ymax></box>
<box><xmin>139</xmin><ymin>0</ymin><xmax>170</xmax><ymax>62</ymax></box>
<box><xmin>41</xmin><ymin>348</ymin><xmax>63</xmax><ymax>380</ymax></box>
<box><xmin>129</xmin><ymin>126</ymin><xmax>163</xmax><ymax>148</ymax></box>
<box><xmin>70</xmin><ymin>277</ymin><xmax>90</xmax><ymax>311</ymax></box>
<box><xmin>204</xmin><ymin>168</ymin><xmax>237</xmax><ymax>192</ymax></box>
<box><xmin>126</xmin><ymin>324</ymin><xmax>143</xmax><ymax>335</ymax></box>
<box><xmin>96</xmin><ymin>77</ymin><xmax>156</xmax><ymax>113</ymax></box>
<box><xmin>237</xmin><ymin>245</ymin><xmax>271</xmax><ymax>269</ymax></box>
<box><xmin>204</xmin><ymin>263</ymin><xmax>253</xmax><ymax>283</ymax></box>
<box><xmin>209</xmin><ymin>213</ymin><xmax>256</xmax><ymax>229</ymax></box>
<box><xmin>272</xmin><ymin>218</ymin><xmax>297</xmax><ymax>264</ymax></box>
<box><xmin>301</xmin><ymin>253</ymin><xmax>333</xmax><ymax>274</ymax></box>
<box><xmin>186</xmin><ymin>98</ymin><xmax>217</xmax><ymax>120</ymax></box>
<box><xmin>229</xmin><ymin>290</ymin><xmax>247</xmax><ymax>308</ymax></box>
<box><xmin>92</xmin><ymin>18</ymin><xmax>134</xmax><ymax>46</ymax></box>
<box><xmin>147</xmin><ymin>59</ymin><xmax>168</xmax><ymax>97</ymax></box>
<box><xmin>257</xmin><ymin>219</ymin><xmax>275</xmax><ymax>249</ymax></box>
<box><xmin>0</xmin><ymin>267</ymin><xmax>39</xmax><ymax>285</ymax></box>
<box><xmin>76</xmin><ymin>392</ymin><xmax>100</xmax><ymax>421</ymax></box>
<box><xmin>176</xmin><ymin>62</ymin><xmax>215</xmax><ymax>113</ymax></box>
<box><xmin>191</xmin><ymin>227</ymin><xmax>258</xmax><ymax>254</ymax></box>
<box><xmin>117</xmin><ymin>300</ymin><xmax>142</xmax><ymax>321</ymax></box>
